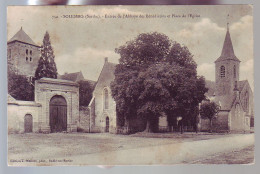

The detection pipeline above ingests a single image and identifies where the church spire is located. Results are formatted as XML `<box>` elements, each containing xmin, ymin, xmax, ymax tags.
<box><xmin>221</xmin><ymin>14</ymin><xmax>235</xmax><ymax>58</ymax></box>
<box><xmin>215</xmin><ymin>15</ymin><xmax>240</xmax><ymax>62</ymax></box>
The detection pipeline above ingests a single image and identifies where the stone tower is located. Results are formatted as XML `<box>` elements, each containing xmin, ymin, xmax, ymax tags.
<box><xmin>7</xmin><ymin>27</ymin><xmax>41</xmax><ymax>77</ymax></box>
<box><xmin>215</xmin><ymin>23</ymin><xmax>241</xmax><ymax>104</ymax></box>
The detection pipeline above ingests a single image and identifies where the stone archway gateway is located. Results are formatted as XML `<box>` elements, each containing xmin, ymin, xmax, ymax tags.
<box><xmin>24</xmin><ymin>114</ymin><xmax>33</xmax><ymax>133</ymax></box>
<box><xmin>49</xmin><ymin>95</ymin><xmax>67</xmax><ymax>133</ymax></box>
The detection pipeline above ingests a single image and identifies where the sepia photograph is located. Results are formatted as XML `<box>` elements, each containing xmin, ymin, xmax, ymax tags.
<box><xmin>7</xmin><ymin>5</ymin><xmax>254</xmax><ymax>166</ymax></box>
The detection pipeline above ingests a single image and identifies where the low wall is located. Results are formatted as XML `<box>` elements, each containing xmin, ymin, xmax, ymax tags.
<box><xmin>78</xmin><ymin>106</ymin><xmax>91</xmax><ymax>132</ymax></box>
<box><xmin>8</xmin><ymin>100</ymin><xmax>41</xmax><ymax>133</ymax></box>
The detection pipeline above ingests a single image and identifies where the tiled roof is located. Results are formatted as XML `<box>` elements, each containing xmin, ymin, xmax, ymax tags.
<box><xmin>60</xmin><ymin>72</ymin><xmax>82</xmax><ymax>82</ymax></box>
<box><xmin>59</xmin><ymin>71</ymin><xmax>96</xmax><ymax>86</ymax></box>
<box><xmin>238</xmin><ymin>80</ymin><xmax>247</xmax><ymax>92</ymax></box>
<box><xmin>205</xmin><ymin>80</ymin><xmax>215</xmax><ymax>97</ymax></box>
<box><xmin>209</xmin><ymin>80</ymin><xmax>248</xmax><ymax>110</ymax></box>
<box><xmin>215</xmin><ymin>28</ymin><xmax>240</xmax><ymax>63</ymax></box>
<box><xmin>8</xmin><ymin>27</ymin><xmax>39</xmax><ymax>46</ymax></box>
<box><xmin>93</xmin><ymin>61</ymin><xmax>116</xmax><ymax>93</ymax></box>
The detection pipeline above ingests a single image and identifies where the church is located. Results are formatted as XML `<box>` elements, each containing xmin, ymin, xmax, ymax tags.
<box><xmin>88</xmin><ymin>24</ymin><xmax>254</xmax><ymax>133</ymax></box>
<box><xmin>200</xmin><ymin>24</ymin><xmax>254</xmax><ymax>132</ymax></box>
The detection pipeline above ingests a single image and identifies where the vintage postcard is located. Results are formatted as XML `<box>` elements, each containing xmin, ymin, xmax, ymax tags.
<box><xmin>7</xmin><ymin>5</ymin><xmax>254</xmax><ymax>166</ymax></box>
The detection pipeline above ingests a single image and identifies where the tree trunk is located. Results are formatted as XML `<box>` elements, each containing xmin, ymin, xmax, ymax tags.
<box><xmin>144</xmin><ymin>119</ymin><xmax>152</xmax><ymax>133</ymax></box>
<box><xmin>181</xmin><ymin>121</ymin><xmax>183</xmax><ymax>134</ymax></box>
<box><xmin>209</xmin><ymin>118</ymin><xmax>213</xmax><ymax>133</ymax></box>
<box><xmin>124</xmin><ymin>117</ymin><xmax>130</xmax><ymax>133</ymax></box>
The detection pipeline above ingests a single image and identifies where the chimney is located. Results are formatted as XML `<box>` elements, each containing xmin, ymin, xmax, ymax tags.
<box><xmin>104</xmin><ymin>57</ymin><xmax>108</xmax><ymax>63</ymax></box>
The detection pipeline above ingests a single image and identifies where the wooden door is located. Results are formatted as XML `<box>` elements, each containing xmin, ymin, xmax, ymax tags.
<box><xmin>50</xmin><ymin>95</ymin><xmax>67</xmax><ymax>133</ymax></box>
<box><xmin>24</xmin><ymin>114</ymin><xmax>33</xmax><ymax>133</ymax></box>
<box><xmin>105</xmin><ymin>117</ymin><xmax>109</xmax><ymax>132</ymax></box>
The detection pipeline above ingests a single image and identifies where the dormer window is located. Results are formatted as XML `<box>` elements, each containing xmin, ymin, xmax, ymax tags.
<box><xmin>220</xmin><ymin>65</ymin><xmax>225</xmax><ymax>78</ymax></box>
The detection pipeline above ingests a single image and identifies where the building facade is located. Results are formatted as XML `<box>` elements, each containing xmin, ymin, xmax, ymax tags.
<box><xmin>88</xmin><ymin>58</ymin><xmax>118</xmax><ymax>133</ymax></box>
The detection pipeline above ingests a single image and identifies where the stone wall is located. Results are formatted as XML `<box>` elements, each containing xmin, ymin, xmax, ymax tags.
<box><xmin>8</xmin><ymin>97</ymin><xmax>41</xmax><ymax>133</ymax></box>
<box><xmin>35</xmin><ymin>78</ymin><xmax>79</xmax><ymax>133</ymax></box>
<box><xmin>78</xmin><ymin>106</ymin><xmax>90</xmax><ymax>132</ymax></box>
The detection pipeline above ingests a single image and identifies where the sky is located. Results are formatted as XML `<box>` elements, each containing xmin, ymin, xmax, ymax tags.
<box><xmin>7</xmin><ymin>5</ymin><xmax>253</xmax><ymax>90</ymax></box>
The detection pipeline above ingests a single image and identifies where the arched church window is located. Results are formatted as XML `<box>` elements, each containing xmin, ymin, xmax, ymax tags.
<box><xmin>103</xmin><ymin>88</ymin><xmax>109</xmax><ymax>110</ymax></box>
<box><xmin>234</xmin><ymin>65</ymin><xmax>236</xmax><ymax>78</ymax></box>
<box><xmin>220</xmin><ymin>66</ymin><xmax>225</xmax><ymax>78</ymax></box>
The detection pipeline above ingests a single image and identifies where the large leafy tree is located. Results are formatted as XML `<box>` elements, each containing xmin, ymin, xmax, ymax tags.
<box><xmin>8</xmin><ymin>64</ymin><xmax>34</xmax><ymax>101</ymax></box>
<box><xmin>200</xmin><ymin>101</ymin><xmax>220</xmax><ymax>132</ymax></box>
<box><xmin>78</xmin><ymin>80</ymin><xmax>94</xmax><ymax>106</ymax></box>
<box><xmin>35</xmin><ymin>31</ymin><xmax>58</xmax><ymax>80</ymax></box>
<box><xmin>111</xmin><ymin>32</ymin><xmax>208</xmax><ymax>132</ymax></box>
<box><xmin>8</xmin><ymin>73</ymin><xmax>34</xmax><ymax>101</ymax></box>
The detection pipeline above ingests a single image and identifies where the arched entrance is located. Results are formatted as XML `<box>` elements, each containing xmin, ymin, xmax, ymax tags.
<box><xmin>49</xmin><ymin>95</ymin><xmax>67</xmax><ymax>133</ymax></box>
<box><xmin>105</xmin><ymin>117</ymin><xmax>109</xmax><ymax>132</ymax></box>
<box><xmin>24</xmin><ymin>114</ymin><xmax>33</xmax><ymax>133</ymax></box>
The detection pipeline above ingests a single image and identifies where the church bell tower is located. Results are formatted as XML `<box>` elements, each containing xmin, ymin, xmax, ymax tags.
<box><xmin>215</xmin><ymin>17</ymin><xmax>241</xmax><ymax>98</ymax></box>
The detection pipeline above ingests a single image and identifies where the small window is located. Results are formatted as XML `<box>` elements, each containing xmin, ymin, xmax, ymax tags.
<box><xmin>30</xmin><ymin>57</ymin><xmax>32</xmax><ymax>61</ymax></box>
<box><xmin>234</xmin><ymin>65</ymin><xmax>236</xmax><ymax>78</ymax></box>
<box><xmin>220</xmin><ymin>66</ymin><xmax>225</xmax><ymax>78</ymax></box>
<box><xmin>26</xmin><ymin>49</ymin><xmax>28</xmax><ymax>55</ymax></box>
<box><xmin>30</xmin><ymin>50</ymin><xmax>32</xmax><ymax>55</ymax></box>
<box><xmin>26</xmin><ymin>57</ymin><xmax>28</xmax><ymax>61</ymax></box>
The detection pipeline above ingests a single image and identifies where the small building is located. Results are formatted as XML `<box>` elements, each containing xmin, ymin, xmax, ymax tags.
<box><xmin>8</xmin><ymin>78</ymin><xmax>79</xmax><ymax>133</ymax></box>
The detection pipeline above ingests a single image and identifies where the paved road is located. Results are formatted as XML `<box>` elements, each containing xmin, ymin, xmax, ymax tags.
<box><xmin>68</xmin><ymin>133</ymin><xmax>254</xmax><ymax>165</ymax></box>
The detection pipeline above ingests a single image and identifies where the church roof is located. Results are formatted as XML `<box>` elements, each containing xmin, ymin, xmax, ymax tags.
<box><xmin>8</xmin><ymin>27</ymin><xmax>39</xmax><ymax>47</ymax></box>
<box><xmin>93</xmin><ymin>59</ymin><xmax>116</xmax><ymax>94</ymax></box>
<box><xmin>207</xmin><ymin>80</ymin><xmax>249</xmax><ymax>110</ymax></box>
<box><xmin>59</xmin><ymin>71</ymin><xmax>96</xmax><ymax>86</ymax></box>
<box><xmin>238</xmin><ymin>80</ymin><xmax>247</xmax><ymax>92</ymax></box>
<box><xmin>60</xmin><ymin>71</ymin><xmax>84</xmax><ymax>82</ymax></box>
<box><xmin>215</xmin><ymin>26</ymin><xmax>240</xmax><ymax>63</ymax></box>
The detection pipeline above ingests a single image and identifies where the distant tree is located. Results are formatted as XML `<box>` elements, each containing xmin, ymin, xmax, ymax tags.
<box><xmin>78</xmin><ymin>80</ymin><xmax>94</xmax><ymax>106</ymax></box>
<box><xmin>200</xmin><ymin>101</ymin><xmax>220</xmax><ymax>132</ymax></box>
<box><xmin>8</xmin><ymin>71</ymin><xmax>34</xmax><ymax>101</ymax></box>
<box><xmin>111</xmin><ymin>32</ymin><xmax>208</xmax><ymax>132</ymax></box>
<box><xmin>35</xmin><ymin>31</ymin><xmax>57</xmax><ymax>80</ymax></box>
